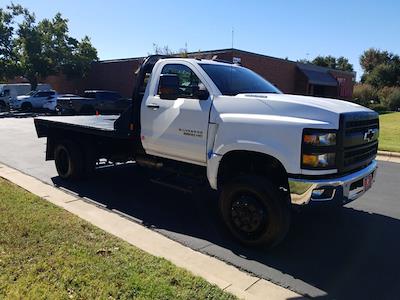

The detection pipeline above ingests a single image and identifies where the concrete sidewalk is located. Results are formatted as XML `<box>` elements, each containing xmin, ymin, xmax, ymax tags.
<box><xmin>0</xmin><ymin>163</ymin><xmax>303</xmax><ymax>300</ymax></box>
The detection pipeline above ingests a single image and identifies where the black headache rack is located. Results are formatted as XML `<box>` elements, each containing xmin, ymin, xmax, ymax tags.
<box><xmin>336</xmin><ymin>111</ymin><xmax>379</xmax><ymax>173</ymax></box>
<box><xmin>114</xmin><ymin>55</ymin><xmax>182</xmax><ymax>133</ymax></box>
<box><xmin>34</xmin><ymin>55</ymin><xmax>183</xmax><ymax>156</ymax></box>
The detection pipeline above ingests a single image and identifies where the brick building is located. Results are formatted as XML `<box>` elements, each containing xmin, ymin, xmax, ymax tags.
<box><xmin>44</xmin><ymin>48</ymin><xmax>356</xmax><ymax>99</ymax></box>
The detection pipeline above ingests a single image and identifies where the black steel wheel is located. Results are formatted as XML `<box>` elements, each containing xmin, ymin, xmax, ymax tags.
<box><xmin>219</xmin><ymin>176</ymin><xmax>290</xmax><ymax>248</ymax></box>
<box><xmin>231</xmin><ymin>192</ymin><xmax>268</xmax><ymax>236</ymax></box>
<box><xmin>54</xmin><ymin>141</ymin><xmax>84</xmax><ymax>180</ymax></box>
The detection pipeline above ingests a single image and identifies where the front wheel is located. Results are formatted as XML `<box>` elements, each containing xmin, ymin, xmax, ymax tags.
<box><xmin>219</xmin><ymin>176</ymin><xmax>291</xmax><ymax>248</ymax></box>
<box><xmin>21</xmin><ymin>102</ymin><xmax>33</xmax><ymax>112</ymax></box>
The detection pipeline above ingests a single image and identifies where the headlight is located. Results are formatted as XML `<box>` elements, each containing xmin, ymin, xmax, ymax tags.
<box><xmin>302</xmin><ymin>129</ymin><xmax>337</xmax><ymax>170</ymax></box>
<box><xmin>302</xmin><ymin>153</ymin><xmax>336</xmax><ymax>169</ymax></box>
<box><xmin>303</xmin><ymin>131</ymin><xmax>336</xmax><ymax>146</ymax></box>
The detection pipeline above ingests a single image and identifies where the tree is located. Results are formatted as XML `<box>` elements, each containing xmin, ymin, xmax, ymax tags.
<box><xmin>360</xmin><ymin>48</ymin><xmax>393</xmax><ymax>73</ymax></box>
<box><xmin>151</xmin><ymin>43</ymin><xmax>174</xmax><ymax>55</ymax></box>
<box><xmin>364</xmin><ymin>63</ymin><xmax>400</xmax><ymax>88</ymax></box>
<box><xmin>0</xmin><ymin>4</ymin><xmax>98</xmax><ymax>89</ymax></box>
<box><xmin>150</xmin><ymin>43</ymin><xmax>189</xmax><ymax>58</ymax></box>
<box><xmin>0</xmin><ymin>6</ymin><xmax>20</xmax><ymax>81</ymax></box>
<box><xmin>312</xmin><ymin>55</ymin><xmax>337</xmax><ymax>69</ymax></box>
<box><xmin>298</xmin><ymin>55</ymin><xmax>353</xmax><ymax>72</ymax></box>
<box><xmin>336</xmin><ymin>57</ymin><xmax>354</xmax><ymax>72</ymax></box>
<box><xmin>359</xmin><ymin>48</ymin><xmax>400</xmax><ymax>89</ymax></box>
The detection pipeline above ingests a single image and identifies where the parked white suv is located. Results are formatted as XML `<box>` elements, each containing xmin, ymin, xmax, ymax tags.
<box><xmin>10</xmin><ymin>90</ymin><xmax>58</xmax><ymax>112</ymax></box>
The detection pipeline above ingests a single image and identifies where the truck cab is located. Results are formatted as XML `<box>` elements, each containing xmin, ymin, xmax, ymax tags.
<box><xmin>34</xmin><ymin>56</ymin><xmax>379</xmax><ymax>248</ymax></box>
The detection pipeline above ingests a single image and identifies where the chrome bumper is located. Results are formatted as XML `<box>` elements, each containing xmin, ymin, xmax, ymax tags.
<box><xmin>289</xmin><ymin>160</ymin><xmax>377</xmax><ymax>205</ymax></box>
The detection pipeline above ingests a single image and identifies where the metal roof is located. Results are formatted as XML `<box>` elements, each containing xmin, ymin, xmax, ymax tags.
<box><xmin>297</xmin><ymin>63</ymin><xmax>338</xmax><ymax>87</ymax></box>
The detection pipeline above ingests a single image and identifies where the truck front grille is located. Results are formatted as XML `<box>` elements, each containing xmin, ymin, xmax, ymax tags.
<box><xmin>343</xmin><ymin>142</ymin><xmax>378</xmax><ymax>167</ymax></box>
<box><xmin>338</xmin><ymin>111</ymin><xmax>379</xmax><ymax>173</ymax></box>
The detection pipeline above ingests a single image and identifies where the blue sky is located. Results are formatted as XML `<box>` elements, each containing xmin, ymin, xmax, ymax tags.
<box><xmin>5</xmin><ymin>0</ymin><xmax>400</xmax><ymax>79</ymax></box>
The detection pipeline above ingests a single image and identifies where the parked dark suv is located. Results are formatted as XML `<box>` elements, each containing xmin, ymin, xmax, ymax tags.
<box><xmin>56</xmin><ymin>90</ymin><xmax>131</xmax><ymax>115</ymax></box>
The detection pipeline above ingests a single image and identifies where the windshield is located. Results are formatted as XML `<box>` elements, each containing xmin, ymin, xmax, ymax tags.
<box><xmin>199</xmin><ymin>63</ymin><xmax>281</xmax><ymax>96</ymax></box>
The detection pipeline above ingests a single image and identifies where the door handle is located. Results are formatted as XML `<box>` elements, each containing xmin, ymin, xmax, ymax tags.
<box><xmin>146</xmin><ymin>103</ymin><xmax>160</xmax><ymax>110</ymax></box>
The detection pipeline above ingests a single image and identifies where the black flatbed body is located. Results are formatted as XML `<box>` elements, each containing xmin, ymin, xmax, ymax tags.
<box><xmin>34</xmin><ymin>115</ymin><xmax>131</xmax><ymax>139</ymax></box>
<box><xmin>34</xmin><ymin>55</ymin><xmax>171</xmax><ymax>156</ymax></box>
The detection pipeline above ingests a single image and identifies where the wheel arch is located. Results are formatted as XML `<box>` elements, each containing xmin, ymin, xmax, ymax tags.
<box><xmin>216</xmin><ymin>150</ymin><xmax>289</xmax><ymax>191</ymax></box>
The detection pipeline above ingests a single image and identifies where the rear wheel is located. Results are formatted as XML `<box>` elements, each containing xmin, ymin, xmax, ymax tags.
<box><xmin>54</xmin><ymin>141</ymin><xmax>84</xmax><ymax>180</ymax></box>
<box><xmin>21</xmin><ymin>102</ymin><xmax>32</xmax><ymax>112</ymax></box>
<box><xmin>219</xmin><ymin>176</ymin><xmax>291</xmax><ymax>248</ymax></box>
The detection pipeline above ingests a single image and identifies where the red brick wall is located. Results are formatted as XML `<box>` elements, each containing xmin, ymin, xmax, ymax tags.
<box><xmin>32</xmin><ymin>49</ymin><xmax>355</xmax><ymax>99</ymax></box>
<box><xmin>85</xmin><ymin>59</ymin><xmax>141</xmax><ymax>97</ymax></box>
<box><xmin>231</xmin><ymin>50</ymin><xmax>298</xmax><ymax>93</ymax></box>
<box><xmin>329</xmin><ymin>70</ymin><xmax>355</xmax><ymax>100</ymax></box>
<box><xmin>44</xmin><ymin>74</ymin><xmax>86</xmax><ymax>95</ymax></box>
<box><xmin>189</xmin><ymin>50</ymin><xmax>299</xmax><ymax>93</ymax></box>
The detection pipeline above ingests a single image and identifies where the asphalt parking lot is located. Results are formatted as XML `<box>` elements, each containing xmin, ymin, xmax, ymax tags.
<box><xmin>0</xmin><ymin>117</ymin><xmax>399</xmax><ymax>299</ymax></box>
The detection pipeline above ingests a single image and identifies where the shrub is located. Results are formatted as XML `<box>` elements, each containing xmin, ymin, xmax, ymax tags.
<box><xmin>383</xmin><ymin>88</ymin><xmax>400</xmax><ymax>111</ymax></box>
<box><xmin>378</xmin><ymin>86</ymin><xmax>396</xmax><ymax>101</ymax></box>
<box><xmin>352</xmin><ymin>84</ymin><xmax>378</xmax><ymax>106</ymax></box>
<box><xmin>369</xmin><ymin>104</ymin><xmax>388</xmax><ymax>113</ymax></box>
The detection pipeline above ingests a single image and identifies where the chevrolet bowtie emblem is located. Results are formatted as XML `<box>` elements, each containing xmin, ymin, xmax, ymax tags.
<box><xmin>364</xmin><ymin>129</ymin><xmax>376</xmax><ymax>142</ymax></box>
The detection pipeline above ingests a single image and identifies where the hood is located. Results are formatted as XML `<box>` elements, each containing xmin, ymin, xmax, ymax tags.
<box><xmin>254</xmin><ymin>93</ymin><xmax>372</xmax><ymax>114</ymax></box>
<box><xmin>212</xmin><ymin>93</ymin><xmax>374</xmax><ymax>129</ymax></box>
<box><xmin>17</xmin><ymin>95</ymin><xmax>30</xmax><ymax>100</ymax></box>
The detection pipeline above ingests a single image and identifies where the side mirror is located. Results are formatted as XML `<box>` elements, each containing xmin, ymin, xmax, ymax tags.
<box><xmin>193</xmin><ymin>83</ymin><xmax>210</xmax><ymax>100</ymax></box>
<box><xmin>159</xmin><ymin>74</ymin><xmax>179</xmax><ymax>100</ymax></box>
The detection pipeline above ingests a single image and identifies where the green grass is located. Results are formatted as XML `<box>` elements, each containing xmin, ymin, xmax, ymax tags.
<box><xmin>0</xmin><ymin>178</ymin><xmax>236</xmax><ymax>300</ymax></box>
<box><xmin>288</xmin><ymin>181</ymin><xmax>311</xmax><ymax>195</ymax></box>
<box><xmin>379</xmin><ymin>112</ymin><xmax>400</xmax><ymax>153</ymax></box>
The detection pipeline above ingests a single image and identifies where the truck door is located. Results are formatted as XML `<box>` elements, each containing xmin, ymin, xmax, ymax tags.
<box><xmin>141</xmin><ymin>63</ymin><xmax>212</xmax><ymax>165</ymax></box>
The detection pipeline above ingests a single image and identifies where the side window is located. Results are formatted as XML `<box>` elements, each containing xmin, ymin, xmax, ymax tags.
<box><xmin>35</xmin><ymin>92</ymin><xmax>45</xmax><ymax>97</ymax></box>
<box><xmin>159</xmin><ymin>64</ymin><xmax>201</xmax><ymax>99</ymax></box>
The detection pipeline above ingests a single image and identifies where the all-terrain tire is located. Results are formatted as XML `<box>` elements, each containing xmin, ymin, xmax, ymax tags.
<box><xmin>219</xmin><ymin>175</ymin><xmax>291</xmax><ymax>248</ymax></box>
<box><xmin>54</xmin><ymin>140</ymin><xmax>84</xmax><ymax>180</ymax></box>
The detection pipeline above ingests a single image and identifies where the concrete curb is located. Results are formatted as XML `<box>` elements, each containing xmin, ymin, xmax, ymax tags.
<box><xmin>378</xmin><ymin>150</ymin><xmax>400</xmax><ymax>158</ymax></box>
<box><xmin>0</xmin><ymin>163</ymin><xmax>303</xmax><ymax>300</ymax></box>
<box><xmin>377</xmin><ymin>151</ymin><xmax>400</xmax><ymax>164</ymax></box>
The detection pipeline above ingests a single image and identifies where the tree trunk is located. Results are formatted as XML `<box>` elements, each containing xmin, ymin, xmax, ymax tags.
<box><xmin>28</xmin><ymin>75</ymin><xmax>38</xmax><ymax>91</ymax></box>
